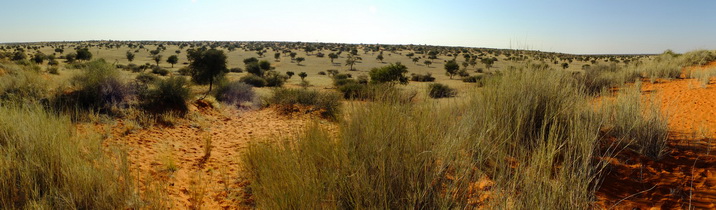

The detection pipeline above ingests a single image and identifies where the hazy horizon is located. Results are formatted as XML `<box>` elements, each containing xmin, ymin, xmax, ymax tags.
<box><xmin>2</xmin><ymin>0</ymin><xmax>715</xmax><ymax>55</ymax></box>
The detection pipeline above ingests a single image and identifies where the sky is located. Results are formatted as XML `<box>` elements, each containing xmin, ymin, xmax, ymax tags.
<box><xmin>1</xmin><ymin>0</ymin><xmax>715</xmax><ymax>54</ymax></box>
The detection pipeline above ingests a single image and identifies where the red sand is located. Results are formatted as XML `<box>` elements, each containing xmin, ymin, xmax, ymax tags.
<box><xmin>597</xmin><ymin>63</ymin><xmax>716</xmax><ymax>209</ymax></box>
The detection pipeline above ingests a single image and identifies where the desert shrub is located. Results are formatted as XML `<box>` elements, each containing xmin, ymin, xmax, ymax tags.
<box><xmin>0</xmin><ymin>63</ymin><xmax>48</xmax><ymax>103</ymax></box>
<box><xmin>136</xmin><ymin>72</ymin><xmax>159</xmax><ymax>84</ymax></box>
<box><xmin>230</xmin><ymin>67</ymin><xmax>243</xmax><ymax>73</ymax></box>
<box><xmin>239</xmin><ymin>74</ymin><xmax>267</xmax><ymax>87</ymax></box>
<box><xmin>264</xmin><ymin>70</ymin><xmax>288</xmax><ymax>87</ymax></box>
<box><xmin>337</xmin><ymin>83</ymin><xmax>415</xmax><ymax>103</ymax></box>
<box><xmin>48</xmin><ymin>66</ymin><xmax>59</xmax><ymax>75</ymax></box>
<box><xmin>140</xmin><ymin>76</ymin><xmax>192</xmax><ymax>115</ymax></box>
<box><xmin>369</xmin><ymin>62</ymin><xmax>409</xmax><ymax>84</ymax></box>
<box><xmin>604</xmin><ymin>82</ymin><xmax>668</xmax><ymax>159</ymax></box>
<box><xmin>410</xmin><ymin>72</ymin><xmax>435</xmax><ymax>82</ymax></box>
<box><xmin>461</xmin><ymin>75</ymin><xmax>484</xmax><ymax>85</ymax></box>
<box><xmin>576</xmin><ymin>63</ymin><xmax>626</xmax><ymax>94</ymax></box>
<box><xmin>427</xmin><ymin>83</ymin><xmax>456</xmax><ymax>98</ymax></box>
<box><xmin>318</xmin><ymin>71</ymin><xmax>326</xmax><ymax>75</ymax></box>
<box><xmin>55</xmin><ymin>60</ymin><xmax>132</xmax><ymax>113</ymax></box>
<box><xmin>0</xmin><ymin>105</ymin><xmax>135</xmax><ymax>209</ymax></box>
<box><xmin>268</xmin><ymin>88</ymin><xmax>341</xmax><ymax>120</ymax></box>
<box><xmin>151</xmin><ymin>66</ymin><xmax>169</xmax><ymax>76</ymax></box>
<box><xmin>178</xmin><ymin>66</ymin><xmax>191</xmax><ymax>76</ymax></box>
<box><xmin>213</xmin><ymin>80</ymin><xmax>256</xmax><ymax>107</ymax></box>
<box><xmin>690</xmin><ymin>67</ymin><xmax>716</xmax><ymax>88</ymax></box>
<box><xmin>679</xmin><ymin>50</ymin><xmax>716</xmax><ymax>66</ymax></box>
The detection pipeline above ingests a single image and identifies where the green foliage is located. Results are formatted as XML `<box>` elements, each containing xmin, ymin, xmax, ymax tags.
<box><xmin>410</xmin><ymin>73</ymin><xmax>436</xmax><ymax>82</ymax></box>
<box><xmin>187</xmin><ymin>48</ymin><xmax>228</xmax><ymax>91</ymax></box>
<box><xmin>369</xmin><ymin>62</ymin><xmax>409</xmax><ymax>84</ymax></box>
<box><xmin>239</xmin><ymin>74</ymin><xmax>268</xmax><ymax>87</ymax></box>
<box><xmin>166</xmin><ymin>55</ymin><xmax>179</xmax><ymax>67</ymax></box>
<box><xmin>295</xmin><ymin>57</ymin><xmax>305</xmax><ymax>64</ymax></box>
<box><xmin>0</xmin><ymin>62</ymin><xmax>48</xmax><ymax>102</ymax></box>
<box><xmin>75</xmin><ymin>48</ymin><xmax>92</xmax><ymax>61</ymax></box>
<box><xmin>259</xmin><ymin>60</ymin><xmax>272</xmax><ymax>71</ymax></box>
<box><xmin>126</xmin><ymin>51</ymin><xmax>135</xmax><ymax>62</ymax></box>
<box><xmin>298</xmin><ymin>72</ymin><xmax>308</xmax><ymax>81</ymax></box>
<box><xmin>140</xmin><ymin>76</ymin><xmax>192</xmax><ymax>115</ymax></box>
<box><xmin>246</xmin><ymin>62</ymin><xmax>263</xmax><ymax>77</ymax></box>
<box><xmin>444</xmin><ymin>60</ymin><xmax>460</xmax><ymax>79</ymax></box>
<box><xmin>264</xmin><ymin>70</ymin><xmax>288</xmax><ymax>87</ymax></box>
<box><xmin>286</xmin><ymin>71</ymin><xmax>295</xmax><ymax>78</ymax></box>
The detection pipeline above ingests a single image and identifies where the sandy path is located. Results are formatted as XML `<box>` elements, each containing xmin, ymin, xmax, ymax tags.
<box><xmin>597</xmin><ymin>66</ymin><xmax>716</xmax><ymax>209</ymax></box>
<box><xmin>102</xmin><ymin>106</ymin><xmax>329</xmax><ymax>209</ymax></box>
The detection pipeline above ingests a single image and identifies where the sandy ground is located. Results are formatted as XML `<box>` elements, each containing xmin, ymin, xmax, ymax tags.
<box><xmin>597</xmin><ymin>63</ymin><xmax>716</xmax><ymax>209</ymax></box>
<box><xmin>93</xmin><ymin>105</ymin><xmax>333</xmax><ymax>209</ymax></box>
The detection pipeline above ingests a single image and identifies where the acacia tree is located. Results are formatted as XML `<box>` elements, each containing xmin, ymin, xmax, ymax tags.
<box><xmin>481</xmin><ymin>57</ymin><xmax>497</xmax><ymax>70</ymax></box>
<box><xmin>295</xmin><ymin>57</ymin><xmax>305</xmax><ymax>65</ymax></box>
<box><xmin>188</xmin><ymin>49</ymin><xmax>228</xmax><ymax>92</ymax></box>
<box><xmin>298</xmin><ymin>72</ymin><xmax>308</xmax><ymax>81</ymax></box>
<box><xmin>444</xmin><ymin>60</ymin><xmax>459</xmax><ymax>79</ymax></box>
<box><xmin>274</xmin><ymin>52</ymin><xmax>281</xmax><ymax>61</ymax></box>
<box><xmin>423</xmin><ymin>60</ymin><xmax>432</xmax><ymax>67</ymax></box>
<box><xmin>328</xmin><ymin>52</ymin><xmax>338</xmax><ymax>63</ymax></box>
<box><xmin>345</xmin><ymin>55</ymin><xmax>359</xmax><ymax>70</ymax></box>
<box><xmin>286</xmin><ymin>71</ymin><xmax>295</xmax><ymax>78</ymax></box>
<box><xmin>75</xmin><ymin>48</ymin><xmax>92</xmax><ymax>61</ymax></box>
<box><xmin>126</xmin><ymin>51</ymin><xmax>135</xmax><ymax>63</ymax></box>
<box><xmin>369</xmin><ymin>62</ymin><xmax>409</xmax><ymax>84</ymax></box>
<box><xmin>153</xmin><ymin>54</ymin><xmax>163</xmax><ymax>66</ymax></box>
<box><xmin>167</xmin><ymin>55</ymin><xmax>178</xmax><ymax>67</ymax></box>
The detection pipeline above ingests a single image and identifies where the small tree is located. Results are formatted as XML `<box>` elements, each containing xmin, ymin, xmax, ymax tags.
<box><xmin>444</xmin><ymin>60</ymin><xmax>460</xmax><ymax>79</ymax></box>
<box><xmin>54</xmin><ymin>48</ymin><xmax>64</xmax><ymax>55</ymax></box>
<box><xmin>259</xmin><ymin>60</ymin><xmax>272</xmax><ymax>71</ymax></box>
<box><xmin>167</xmin><ymin>55</ymin><xmax>178</xmax><ymax>68</ymax></box>
<box><xmin>298</xmin><ymin>72</ymin><xmax>308</xmax><ymax>81</ymax></box>
<box><xmin>423</xmin><ymin>60</ymin><xmax>432</xmax><ymax>67</ymax></box>
<box><xmin>274</xmin><ymin>52</ymin><xmax>281</xmax><ymax>61</ymax></box>
<box><xmin>376</xmin><ymin>54</ymin><xmax>384</xmax><ymax>63</ymax></box>
<box><xmin>75</xmin><ymin>48</ymin><xmax>92</xmax><ymax>61</ymax></box>
<box><xmin>345</xmin><ymin>55</ymin><xmax>359</xmax><ymax>70</ymax></box>
<box><xmin>126</xmin><ymin>51</ymin><xmax>135</xmax><ymax>63</ymax></box>
<box><xmin>187</xmin><ymin>49</ymin><xmax>228</xmax><ymax>92</ymax></box>
<box><xmin>295</xmin><ymin>57</ymin><xmax>305</xmax><ymax>65</ymax></box>
<box><xmin>369</xmin><ymin>62</ymin><xmax>409</xmax><ymax>84</ymax></box>
<box><xmin>328</xmin><ymin>53</ymin><xmax>338</xmax><ymax>63</ymax></box>
<box><xmin>481</xmin><ymin>57</ymin><xmax>497</xmax><ymax>70</ymax></box>
<box><xmin>153</xmin><ymin>54</ymin><xmax>163</xmax><ymax>66</ymax></box>
<box><xmin>412</xmin><ymin>57</ymin><xmax>420</xmax><ymax>64</ymax></box>
<box><xmin>289</xmin><ymin>52</ymin><xmax>297</xmax><ymax>60</ymax></box>
<box><xmin>33</xmin><ymin>52</ymin><xmax>45</xmax><ymax>64</ymax></box>
<box><xmin>286</xmin><ymin>71</ymin><xmax>295</xmax><ymax>78</ymax></box>
<box><xmin>561</xmin><ymin>62</ymin><xmax>569</xmax><ymax>69</ymax></box>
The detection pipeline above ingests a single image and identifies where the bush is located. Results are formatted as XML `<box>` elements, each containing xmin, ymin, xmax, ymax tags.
<box><xmin>369</xmin><ymin>62</ymin><xmax>409</xmax><ymax>84</ymax></box>
<box><xmin>56</xmin><ymin>60</ymin><xmax>132</xmax><ymax>113</ymax></box>
<box><xmin>269</xmin><ymin>88</ymin><xmax>342</xmax><ymax>120</ymax></box>
<box><xmin>230</xmin><ymin>67</ymin><xmax>243</xmax><ymax>73</ymax></box>
<box><xmin>427</xmin><ymin>83</ymin><xmax>456</xmax><ymax>98</ymax></box>
<box><xmin>151</xmin><ymin>66</ymin><xmax>169</xmax><ymax>76</ymax></box>
<box><xmin>136</xmin><ymin>72</ymin><xmax>159</xmax><ymax>84</ymax></box>
<box><xmin>0</xmin><ymin>63</ymin><xmax>48</xmax><ymax>102</ymax></box>
<box><xmin>178</xmin><ymin>67</ymin><xmax>191</xmax><ymax>76</ymax></box>
<box><xmin>410</xmin><ymin>73</ymin><xmax>435</xmax><ymax>82</ymax></box>
<box><xmin>214</xmin><ymin>80</ymin><xmax>256</xmax><ymax>107</ymax></box>
<box><xmin>140</xmin><ymin>77</ymin><xmax>192</xmax><ymax>115</ymax></box>
<box><xmin>264</xmin><ymin>70</ymin><xmax>288</xmax><ymax>87</ymax></box>
<box><xmin>240</xmin><ymin>74</ymin><xmax>267</xmax><ymax>87</ymax></box>
<box><xmin>0</xmin><ymin>105</ymin><xmax>135</xmax><ymax>209</ymax></box>
<box><xmin>461</xmin><ymin>75</ymin><xmax>484</xmax><ymax>84</ymax></box>
<box><xmin>318</xmin><ymin>71</ymin><xmax>326</xmax><ymax>75</ymax></box>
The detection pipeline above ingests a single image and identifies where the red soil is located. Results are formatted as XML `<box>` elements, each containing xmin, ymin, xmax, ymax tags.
<box><xmin>96</xmin><ymin>105</ymin><xmax>333</xmax><ymax>209</ymax></box>
<box><xmin>597</xmin><ymin>63</ymin><xmax>716</xmax><ymax>209</ymax></box>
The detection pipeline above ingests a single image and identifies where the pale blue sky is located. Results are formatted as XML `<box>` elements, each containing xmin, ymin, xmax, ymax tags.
<box><xmin>1</xmin><ymin>0</ymin><xmax>715</xmax><ymax>54</ymax></box>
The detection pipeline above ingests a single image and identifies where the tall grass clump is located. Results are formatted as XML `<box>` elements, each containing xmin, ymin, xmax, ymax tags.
<box><xmin>243</xmin><ymin>66</ymin><xmax>615</xmax><ymax>209</ymax></box>
<box><xmin>0</xmin><ymin>62</ymin><xmax>48</xmax><ymax>103</ymax></box>
<box><xmin>0</xmin><ymin>105</ymin><xmax>136</xmax><ymax>209</ymax></box>
<box><xmin>689</xmin><ymin>67</ymin><xmax>716</xmax><ymax>88</ymax></box>
<box><xmin>213</xmin><ymin>80</ymin><xmax>256</xmax><ymax>107</ymax></box>
<box><xmin>577</xmin><ymin>63</ymin><xmax>638</xmax><ymax>94</ymax></box>
<box><xmin>456</xmin><ymin>67</ymin><xmax>606</xmax><ymax>208</ymax></box>
<box><xmin>55</xmin><ymin>59</ymin><xmax>132</xmax><ymax>114</ymax></box>
<box><xmin>268</xmin><ymin>88</ymin><xmax>341</xmax><ymax>120</ymax></box>
<box><xmin>603</xmin><ymin>82</ymin><xmax>669</xmax><ymax>160</ymax></box>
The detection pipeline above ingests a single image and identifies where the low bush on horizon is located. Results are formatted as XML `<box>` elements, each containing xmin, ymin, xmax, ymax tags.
<box><xmin>427</xmin><ymin>83</ymin><xmax>456</xmax><ymax>98</ymax></box>
<box><xmin>213</xmin><ymin>80</ymin><xmax>256</xmax><ymax>107</ymax></box>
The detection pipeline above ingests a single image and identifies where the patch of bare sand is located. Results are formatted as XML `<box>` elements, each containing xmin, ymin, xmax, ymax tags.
<box><xmin>99</xmin><ymin>105</ymin><xmax>335</xmax><ymax>209</ymax></box>
<box><xmin>597</xmin><ymin>70</ymin><xmax>716</xmax><ymax>209</ymax></box>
